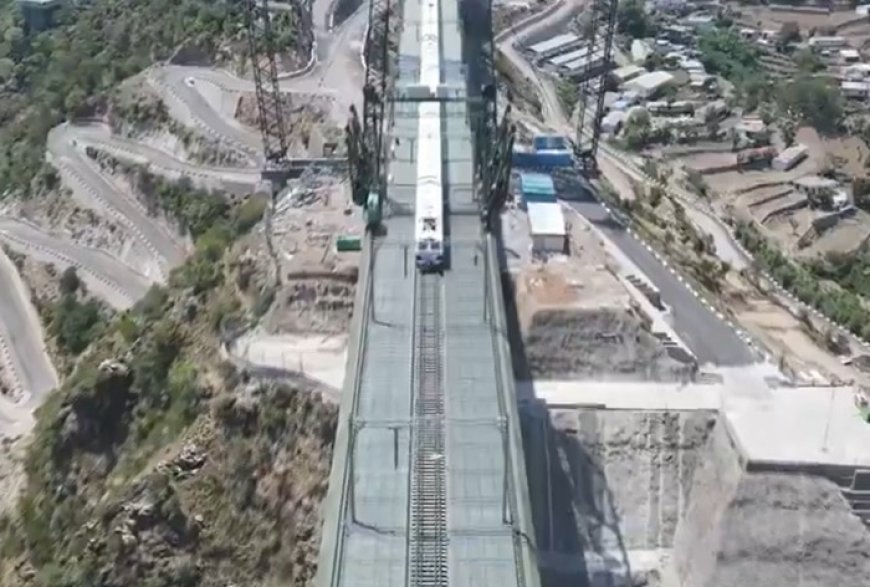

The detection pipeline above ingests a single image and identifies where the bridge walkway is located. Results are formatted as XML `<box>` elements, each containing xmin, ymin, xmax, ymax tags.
<box><xmin>314</xmin><ymin>0</ymin><xmax>540</xmax><ymax>584</ymax></box>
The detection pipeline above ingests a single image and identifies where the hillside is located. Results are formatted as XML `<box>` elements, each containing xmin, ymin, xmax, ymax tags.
<box><xmin>0</xmin><ymin>0</ymin><xmax>311</xmax><ymax>197</ymax></box>
<box><xmin>0</xmin><ymin>194</ymin><xmax>338</xmax><ymax>587</ymax></box>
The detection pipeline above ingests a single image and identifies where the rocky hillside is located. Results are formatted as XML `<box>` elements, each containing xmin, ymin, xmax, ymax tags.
<box><xmin>0</xmin><ymin>0</ymin><xmax>312</xmax><ymax>198</ymax></box>
<box><xmin>0</xmin><ymin>196</ymin><xmax>338</xmax><ymax>587</ymax></box>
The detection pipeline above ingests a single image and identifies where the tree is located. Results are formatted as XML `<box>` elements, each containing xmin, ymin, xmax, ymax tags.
<box><xmin>794</xmin><ymin>48</ymin><xmax>824</xmax><ymax>73</ymax></box>
<box><xmin>617</xmin><ymin>0</ymin><xmax>652</xmax><ymax>39</ymax></box>
<box><xmin>777</xmin><ymin>76</ymin><xmax>843</xmax><ymax>135</ymax></box>
<box><xmin>58</xmin><ymin>267</ymin><xmax>80</xmax><ymax>295</ymax></box>
<box><xmin>776</xmin><ymin>21</ymin><xmax>801</xmax><ymax>51</ymax></box>
<box><xmin>623</xmin><ymin>108</ymin><xmax>652</xmax><ymax>151</ymax></box>
<box><xmin>779</xmin><ymin>116</ymin><xmax>797</xmax><ymax>147</ymax></box>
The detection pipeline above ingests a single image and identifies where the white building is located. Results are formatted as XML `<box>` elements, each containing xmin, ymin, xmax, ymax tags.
<box><xmin>772</xmin><ymin>144</ymin><xmax>809</xmax><ymax>171</ymax></box>
<box><xmin>808</xmin><ymin>36</ymin><xmax>849</xmax><ymax>51</ymax></box>
<box><xmin>841</xmin><ymin>80</ymin><xmax>870</xmax><ymax>99</ymax></box>
<box><xmin>843</xmin><ymin>63</ymin><xmax>870</xmax><ymax>80</ymax></box>
<box><xmin>527</xmin><ymin>33</ymin><xmax>582</xmax><ymax>61</ymax></box>
<box><xmin>685</xmin><ymin>13</ymin><xmax>716</xmax><ymax>32</ymax></box>
<box><xmin>527</xmin><ymin>202</ymin><xmax>567</xmax><ymax>254</ymax></box>
<box><xmin>841</xmin><ymin>48</ymin><xmax>861</xmax><ymax>64</ymax></box>
<box><xmin>602</xmin><ymin>110</ymin><xmax>626</xmax><ymax>134</ymax></box>
<box><xmin>681</xmin><ymin>58</ymin><xmax>705</xmax><ymax>73</ymax></box>
<box><xmin>631</xmin><ymin>39</ymin><xmax>653</xmax><ymax>63</ymax></box>
<box><xmin>623</xmin><ymin>70</ymin><xmax>675</xmax><ymax>98</ymax></box>
<box><xmin>612</xmin><ymin>64</ymin><xmax>645</xmax><ymax>85</ymax></box>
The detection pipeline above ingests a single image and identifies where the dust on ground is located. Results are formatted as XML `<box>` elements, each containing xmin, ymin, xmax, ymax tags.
<box><xmin>6</xmin><ymin>191</ymin><xmax>130</xmax><ymax>260</ymax></box>
<box><xmin>227</xmin><ymin>174</ymin><xmax>361</xmax><ymax>350</ymax></box>
<box><xmin>235</xmin><ymin>93</ymin><xmax>343</xmax><ymax>157</ymax></box>
<box><xmin>721</xmin><ymin>271</ymin><xmax>868</xmax><ymax>386</ymax></box>
<box><xmin>493</xmin><ymin>0</ymin><xmax>551</xmax><ymax>34</ymax></box>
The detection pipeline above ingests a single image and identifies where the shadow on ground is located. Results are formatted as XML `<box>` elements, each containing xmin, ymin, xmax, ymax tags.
<box><xmin>497</xmin><ymin>226</ymin><xmax>633</xmax><ymax>585</ymax></box>
<box><xmin>520</xmin><ymin>403</ymin><xmax>634</xmax><ymax>587</ymax></box>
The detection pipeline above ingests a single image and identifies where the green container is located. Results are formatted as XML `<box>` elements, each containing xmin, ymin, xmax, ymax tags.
<box><xmin>335</xmin><ymin>235</ymin><xmax>362</xmax><ymax>252</ymax></box>
<box><xmin>364</xmin><ymin>191</ymin><xmax>382</xmax><ymax>228</ymax></box>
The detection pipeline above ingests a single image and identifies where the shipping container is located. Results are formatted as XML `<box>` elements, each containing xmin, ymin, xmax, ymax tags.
<box><xmin>519</xmin><ymin>171</ymin><xmax>557</xmax><ymax>206</ymax></box>
<box><xmin>533</xmin><ymin>134</ymin><xmax>570</xmax><ymax>151</ymax></box>
<box><xmin>512</xmin><ymin>149</ymin><xmax>538</xmax><ymax>169</ymax></box>
<box><xmin>527</xmin><ymin>202</ymin><xmax>567</xmax><ymax>253</ymax></box>
<box><xmin>335</xmin><ymin>235</ymin><xmax>362</xmax><ymax>252</ymax></box>
<box><xmin>532</xmin><ymin>150</ymin><xmax>574</xmax><ymax>169</ymax></box>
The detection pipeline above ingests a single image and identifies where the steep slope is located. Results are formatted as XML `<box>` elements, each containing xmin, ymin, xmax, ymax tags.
<box><xmin>0</xmin><ymin>201</ymin><xmax>339</xmax><ymax>587</ymax></box>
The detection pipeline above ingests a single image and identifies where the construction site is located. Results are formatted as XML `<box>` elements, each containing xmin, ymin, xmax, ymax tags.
<box><xmin>0</xmin><ymin>0</ymin><xmax>868</xmax><ymax>586</ymax></box>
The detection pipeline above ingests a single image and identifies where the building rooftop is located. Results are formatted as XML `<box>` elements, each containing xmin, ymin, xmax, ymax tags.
<box><xmin>548</xmin><ymin>46</ymin><xmax>590</xmax><ymax>66</ymax></box>
<box><xmin>624</xmin><ymin>70</ymin><xmax>675</xmax><ymax>92</ymax></box>
<box><xmin>527</xmin><ymin>202</ymin><xmax>566</xmax><ymax>236</ymax></box>
<box><xmin>776</xmin><ymin>144</ymin><xmax>809</xmax><ymax>158</ymax></box>
<box><xmin>527</xmin><ymin>33</ymin><xmax>579</xmax><ymax>55</ymax></box>
<box><xmin>612</xmin><ymin>64</ymin><xmax>645</xmax><ymax>80</ymax></box>
<box><xmin>519</xmin><ymin>172</ymin><xmax>556</xmax><ymax>196</ymax></box>
<box><xmin>793</xmin><ymin>175</ymin><xmax>839</xmax><ymax>189</ymax></box>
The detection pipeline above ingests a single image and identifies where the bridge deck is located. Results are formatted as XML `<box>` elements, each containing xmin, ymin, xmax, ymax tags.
<box><xmin>315</xmin><ymin>0</ymin><xmax>540</xmax><ymax>585</ymax></box>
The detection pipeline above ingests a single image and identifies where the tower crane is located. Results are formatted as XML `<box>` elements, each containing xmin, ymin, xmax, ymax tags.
<box><xmin>243</xmin><ymin>0</ymin><xmax>292</xmax><ymax>196</ymax></box>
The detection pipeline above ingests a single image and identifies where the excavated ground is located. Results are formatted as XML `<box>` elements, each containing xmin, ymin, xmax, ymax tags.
<box><xmin>520</xmin><ymin>407</ymin><xmax>870</xmax><ymax>587</ymax></box>
<box><xmin>522</xmin><ymin>309</ymin><xmax>690</xmax><ymax>382</ymax></box>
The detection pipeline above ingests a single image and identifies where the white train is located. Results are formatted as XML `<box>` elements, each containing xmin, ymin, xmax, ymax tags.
<box><xmin>414</xmin><ymin>0</ymin><xmax>445</xmax><ymax>270</ymax></box>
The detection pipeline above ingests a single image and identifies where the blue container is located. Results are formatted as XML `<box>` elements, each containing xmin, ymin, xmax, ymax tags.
<box><xmin>512</xmin><ymin>149</ymin><xmax>538</xmax><ymax>169</ymax></box>
<box><xmin>533</xmin><ymin>150</ymin><xmax>574</xmax><ymax>169</ymax></box>
<box><xmin>533</xmin><ymin>134</ymin><xmax>569</xmax><ymax>151</ymax></box>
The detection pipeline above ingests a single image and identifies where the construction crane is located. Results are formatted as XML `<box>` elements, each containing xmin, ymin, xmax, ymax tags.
<box><xmin>572</xmin><ymin>0</ymin><xmax>617</xmax><ymax>176</ymax></box>
<box><xmin>345</xmin><ymin>0</ymin><xmax>393</xmax><ymax>229</ymax></box>
<box><xmin>243</xmin><ymin>0</ymin><xmax>292</xmax><ymax>196</ymax></box>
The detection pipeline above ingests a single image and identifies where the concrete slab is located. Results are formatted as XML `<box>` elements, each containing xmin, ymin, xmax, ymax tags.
<box><xmin>724</xmin><ymin>386</ymin><xmax>870</xmax><ymax>469</ymax></box>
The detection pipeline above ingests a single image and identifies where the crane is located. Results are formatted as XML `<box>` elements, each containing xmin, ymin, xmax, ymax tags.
<box><xmin>572</xmin><ymin>0</ymin><xmax>617</xmax><ymax>176</ymax></box>
<box><xmin>346</xmin><ymin>0</ymin><xmax>394</xmax><ymax>229</ymax></box>
<box><xmin>243</xmin><ymin>0</ymin><xmax>293</xmax><ymax>196</ymax></box>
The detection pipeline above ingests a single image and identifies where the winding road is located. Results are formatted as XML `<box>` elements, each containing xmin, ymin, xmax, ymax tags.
<box><xmin>0</xmin><ymin>0</ymin><xmax>367</xmax><ymax>411</ymax></box>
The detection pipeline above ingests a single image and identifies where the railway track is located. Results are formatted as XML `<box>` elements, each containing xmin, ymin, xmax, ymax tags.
<box><xmin>408</xmin><ymin>271</ymin><xmax>448</xmax><ymax>587</ymax></box>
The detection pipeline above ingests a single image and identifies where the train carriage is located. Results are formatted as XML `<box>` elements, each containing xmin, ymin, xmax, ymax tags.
<box><xmin>414</xmin><ymin>0</ymin><xmax>445</xmax><ymax>271</ymax></box>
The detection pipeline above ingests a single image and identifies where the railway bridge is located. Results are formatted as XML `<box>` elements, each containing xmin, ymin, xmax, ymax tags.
<box><xmin>313</xmin><ymin>0</ymin><xmax>541</xmax><ymax>585</ymax></box>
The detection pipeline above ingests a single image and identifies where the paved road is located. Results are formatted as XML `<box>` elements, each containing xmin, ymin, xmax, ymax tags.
<box><xmin>0</xmin><ymin>0</ymin><xmax>362</xmax><ymax>411</ymax></box>
<box><xmin>568</xmin><ymin>193</ymin><xmax>755</xmax><ymax>365</ymax></box>
<box><xmin>48</xmin><ymin>124</ymin><xmax>188</xmax><ymax>280</ymax></box>
<box><xmin>497</xmin><ymin>3</ymin><xmax>757</xmax><ymax>366</ymax></box>
<box><xmin>0</xmin><ymin>218</ymin><xmax>152</xmax><ymax>310</ymax></box>
<box><xmin>0</xmin><ymin>248</ymin><xmax>58</xmax><ymax>405</ymax></box>
<box><xmin>150</xmin><ymin>3</ymin><xmax>367</xmax><ymax>152</ymax></box>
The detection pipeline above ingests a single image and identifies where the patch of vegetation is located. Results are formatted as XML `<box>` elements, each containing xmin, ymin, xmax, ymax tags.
<box><xmin>555</xmin><ymin>79</ymin><xmax>579</xmax><ymax>117</ymax></box>
<box><xmin>735</xmin><ymin>221</ymin><xmax>870</xmax><ymax>340</ymax></box>
<box><xmin>0</xmin><ymin>0</ymin><xmax>307</xmax><ymax>198</ymax></box>
<box><xmin>48</xmin><ymin>293</ymin><xmax>108</xmax><ymax>356</ymax></box>
<box><xmin>0</xmin><ymin>194</ymin><xmax>336</xmax><ymax>587</ymax></box>
<box><xmin>698</xmin><ymin>28</ymin><xmax>763</xmax><ymax>86</ymax></box>
<box><xmin>617</xmin><ymin>0</ymin><xmax>656</xmax><ymax>40</ymax></box>
<box><xmin>776</xmin><ymin>75</ymin><xmax>843</xmax><ymax>136</ymax></box>
<box><xmin>87</xmin><ymin>152</ymin><xmax>267</xmax><ymax>240</ymax></box>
